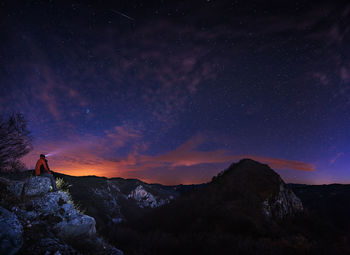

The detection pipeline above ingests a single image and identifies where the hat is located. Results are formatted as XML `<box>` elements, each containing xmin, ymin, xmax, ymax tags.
<box><xmin>40</xmin><ymin>154</ymin><xmax>46</xmax><ymax>158</ymax></box>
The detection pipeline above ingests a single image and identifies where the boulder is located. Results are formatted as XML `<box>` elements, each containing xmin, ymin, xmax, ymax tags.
<box><xmin>0</xmin><ymin>206</ymin><xmax>23</xmax><ymax>255</ymax></box>
<box><xmin>31</xmin><ymin>191</ymin><xmax>69</xmax><ymax>216</ymax></box>
<box><xmin>24</xmin><ymin>177</ymin><xmax>51</xmax><ymax>196</ymax></box>
<box><xmin>55</xmin><ymin>214</ymin><xmax>96</xmax><ymax>239</ymax></box>
<box><xmin>60</xmin><ymin>203</ymin><xmax>80</xmax><ymax>220</ymax></box>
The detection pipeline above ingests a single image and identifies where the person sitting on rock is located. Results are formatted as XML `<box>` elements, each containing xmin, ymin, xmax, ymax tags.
<box><xmin>35</xmin><ymin>154</ymin><xmax>57</xmax><ymax>191</ymax></box>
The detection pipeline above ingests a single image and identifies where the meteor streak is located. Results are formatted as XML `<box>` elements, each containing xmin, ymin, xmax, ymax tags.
<box><xmin>110</xmin><ymin>9</ymin><xmax>135</xmax><ymax>21</ymax></box>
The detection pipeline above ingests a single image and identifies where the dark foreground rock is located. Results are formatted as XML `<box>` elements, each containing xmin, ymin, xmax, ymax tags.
<box><xmin>0</xmin><ymin>175</ymin><xmax>123</xmax><ymax>255</ymax></box>
<box><xmin>23</xmin><ymin>176</ymin><xmax>51</xmax><ymax>196</ymax></box>
<box><xmin>55</xmin><ymin>214</ymin><xmax>96</xmax><ymax>239</ymax></box>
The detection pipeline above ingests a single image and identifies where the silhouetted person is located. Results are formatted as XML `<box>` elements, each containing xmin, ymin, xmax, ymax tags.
<box><xmin>35</xmin><ymin>154</ymin><xmax>57</xmax><ymax>191</ymax></box>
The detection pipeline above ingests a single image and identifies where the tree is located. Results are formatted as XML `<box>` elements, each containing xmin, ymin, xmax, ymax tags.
<box><xmin>0</xmin><ymin>113</ymin><xmax>32</xmax><ymax>172</ymax></box>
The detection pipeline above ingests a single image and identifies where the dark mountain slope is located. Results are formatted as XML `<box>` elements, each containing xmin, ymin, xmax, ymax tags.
<box><xmin>53</xmin><ymin>173</ymin><xmax>183</xmax><ymax>234</ymax></box>
<box><xmin>140</xmin><ymin>159</ymin><xmax>302</xmax><ymax>234</ymax></box>
<box><xmin>109</xmin><ymin>159</ymin><xmax>347</xmax><ymax>255</ymax></box>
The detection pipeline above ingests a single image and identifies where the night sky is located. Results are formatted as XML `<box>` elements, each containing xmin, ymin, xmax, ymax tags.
<box><xmin>1</xmin><ymin>0</ymin><xmax>349</xmax><ymax>185</ymax></box>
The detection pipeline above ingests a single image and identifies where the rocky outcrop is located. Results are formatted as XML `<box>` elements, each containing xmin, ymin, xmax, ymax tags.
<box><xmin>30</xmin><ymin>191</ymin><xmax>70</xmax><ymax>215</ymax></box>
<box><xmin>23</xmin><ymin>176</ymin><xmax>51</xmax><ymax>196</ymax></box>
<box><xmin>0</xmin><ymin>176</ymin><xmax>123</xmax><ymax>255</ymax></box>
<box><xmin>262</xmin><ymin>183</ymin><xmax>303</xmax><ymax>218</ymax></box>
<box><xmin>128</xmin><ymin>185</ymin><xmax>158</xmax><ymax>208</ymax></box>
<box><xmin>0</xmin><ymin>207</ymin><xmax>23</xmax><ymax>255</ymax></box>
<box><xmin>128</xmin><ymin>185</ymin><xmax>172</xmax><ymax>208</ymax></box>
<box><xmin>13</xmin><ymin>189</ymin><xmax>97</xmax><ymax>241</ymax></box>
<box><xmin>56</xmin><ymin>214</ymin><xmax>96</xmax><ymax>239</ymax></box>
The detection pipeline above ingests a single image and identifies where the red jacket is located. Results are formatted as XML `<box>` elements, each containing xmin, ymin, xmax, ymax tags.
<box><xmin>35</xmin><ymin>158</ymin><xmax>51</xmax><ymax>176</ymax></box>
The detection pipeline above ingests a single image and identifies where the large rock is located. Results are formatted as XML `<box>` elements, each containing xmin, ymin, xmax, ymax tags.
<box><xmin>24</xmin><ymin>176</ymin><xmax>51</xmax><ymax>196</ymax></box>
<box><xmin>31</xmin><ymin>191</ymin><xmax>69</xmax><ymax>216</ymax></box>
<box><xmin>55</xmin><ymin>214</ymin><xmax>96</xmax><ymax>239</ymax></box>
<box><xmin>14</xmin><ymin>191</ymin><xmax>70</xmax><ymax>224</ymax></box>
<box><xmin>0</xmin><ymin>206</ymin><xmax>23</xmax><ymax>255</ymax></box>
<box><xmin>60</xmin><ymin>203</ymin><xmax>78</xmax><ymax>218</ymax></box>
<box><xmin>0</xmin><ymin>175</ymin><xmax>123</xmax><ymax>254</ymax></box>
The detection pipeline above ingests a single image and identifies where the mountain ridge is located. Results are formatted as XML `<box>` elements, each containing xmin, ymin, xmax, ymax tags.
<box><xmin>2</xmin><ymin>159</ymin><xmax>350</xmax><ymax>254</ymax></box>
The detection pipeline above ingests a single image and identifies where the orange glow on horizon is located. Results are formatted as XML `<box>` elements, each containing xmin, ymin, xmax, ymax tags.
<box><xmin>22</xmin><ymin>133</ymin><xmax>316</xmax><ymax>185</ymax></box>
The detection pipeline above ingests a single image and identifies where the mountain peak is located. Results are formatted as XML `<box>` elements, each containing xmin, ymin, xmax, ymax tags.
<box><xmin>237</xmin><ymin>158</ymin><xmax>264</xmax><ymax>165</ymax></box>
<box><xmin>210</xmin><ymin>159</ymin><xmax>303</xmax><ymax>218</ymax></box>
<box><xmin>213</xmin><ymin>158</ymin><xmax>281</xmax><ymax>189</ymax></box>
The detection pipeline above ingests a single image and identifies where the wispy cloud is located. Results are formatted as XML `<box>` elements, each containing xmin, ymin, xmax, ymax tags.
<box><xmin>23</xmin><ymin>132</ymin><xmax>314</xmax><ymax>184</ymax></box>
<box><xmin>104</xmin><ymin>123</ymin><xmax>143</xmax><ymax>149</ymax></box>
<box><xmin>139</xmin><ymin>134</ymin><xmax>315</xmax><ymax>171</ymax></box>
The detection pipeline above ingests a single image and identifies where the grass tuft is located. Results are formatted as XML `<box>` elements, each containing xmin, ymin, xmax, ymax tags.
<box><xmin>55</xmin><ymin>177</ymin><xmax>86</xmax><ymax>214</ymax></box>
<box><xmin>56</xmin><ymin>177</ymin><xmax>71</xmax><ymax>192</ymax></box>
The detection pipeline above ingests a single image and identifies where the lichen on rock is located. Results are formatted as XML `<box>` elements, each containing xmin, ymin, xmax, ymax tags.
<box><xmin>23</xmin><ymin>176</ymin><xmax>51</xmax><ymax>196</ymax></box>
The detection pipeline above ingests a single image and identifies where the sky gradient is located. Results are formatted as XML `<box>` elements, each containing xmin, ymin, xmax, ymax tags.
<box><xmin>1</xmin><ymin>0</ymin><xmax>349</xmax><ymax>185</ymax></box>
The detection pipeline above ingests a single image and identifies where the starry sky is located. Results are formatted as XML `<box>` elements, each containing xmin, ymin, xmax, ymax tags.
<box><xmin>1</xmin><ymin>0</ymin><xmax>349</xmax><ymax>185</ymax></box>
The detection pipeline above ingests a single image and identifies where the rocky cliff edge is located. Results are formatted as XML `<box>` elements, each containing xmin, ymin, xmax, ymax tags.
<box><xmin>0</xmin><ymin>176</ymin><xmax>123</xmax><ymax>255</ymax></box>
